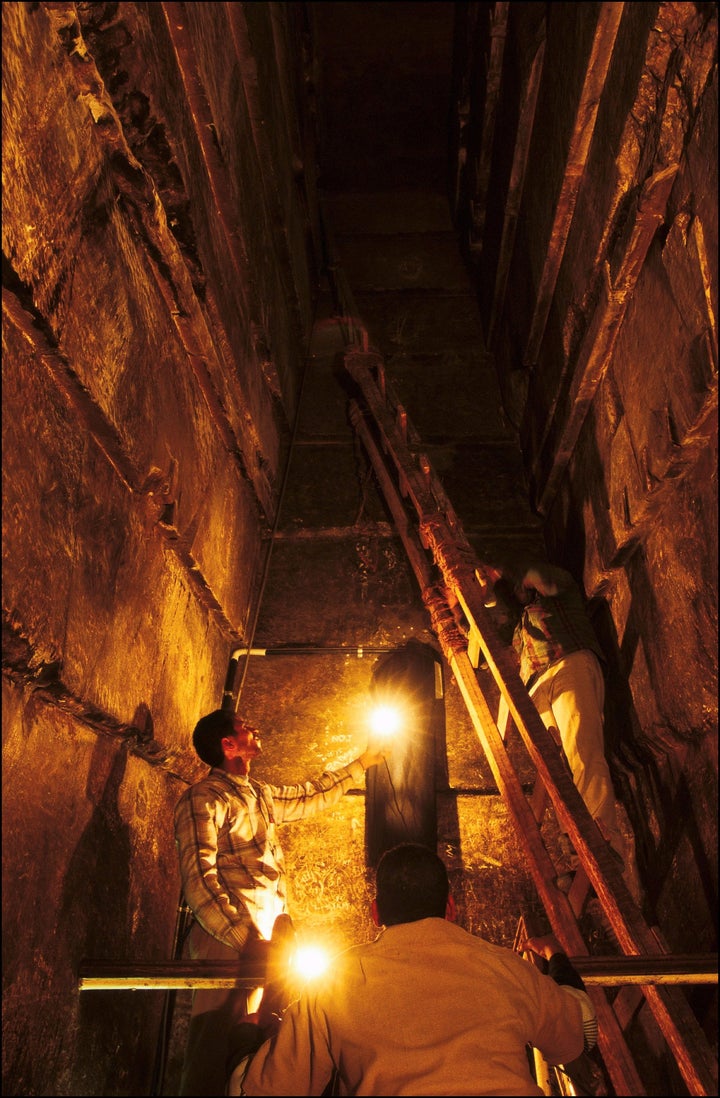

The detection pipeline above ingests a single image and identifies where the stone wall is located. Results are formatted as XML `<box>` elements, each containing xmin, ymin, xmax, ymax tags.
<box><xmin>452</xmin><ymin>0</ymin><xmax>718</xmax><ymax>1065</ymax></box>
<box><xmin>2</xmin><ymin>3</ymin><xmax>717</xmax><ymax>1094</ymax></box>
<box><xmin>2</xmin><ymin>3</ymin><xmax>316</xmax><ymax>1093</ymax></box>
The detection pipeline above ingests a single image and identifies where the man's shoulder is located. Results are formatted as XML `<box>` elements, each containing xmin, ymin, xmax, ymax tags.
<box><xmin>379</xmin><ymin>918</ymin><xmax>481</xmax><ymax>948</ymax></box>
<box><xmin>188</xmin><ymin>766</ymin><xmax>222</xmax><ymax>787</ymax></box>
<box><xmin>176</xmin><ymin>768</ymin><xmax>235</xmax><ymax>804</ymax></box>
<box><xmin>435</xmin><ymin>922</ymin><xmax>536</xmax><ymax>972</ymax></box>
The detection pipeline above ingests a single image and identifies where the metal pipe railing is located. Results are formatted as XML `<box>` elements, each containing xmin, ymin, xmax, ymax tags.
<box><xmin>79</xmin><ymin>954</ymin><xmax>718</xmax><ymax>991</ymax></box>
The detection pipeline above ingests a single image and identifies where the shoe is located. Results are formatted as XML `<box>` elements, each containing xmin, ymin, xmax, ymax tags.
<box><xmin>584</xmin><ymin>897</ymin><xmax>619</xmax><ymax>949</ymax></box>
<box><xmin>608</xmin><ymin>844</ymin><xmax>644</xmax><ymax>907</ymax></box>
<box><xmin>555</xmin><ymin>832</ymin><xmax>578</xmax><ymax>893</ymax></box>
<box><xmin>556</xmin><ymin>870</ymin><xmax>576</xmax><ymax>893</ymax></box>
<box><xmin>558</xmin><ymin>832</ymin><xmax>579</xmax><ymax>866</ymax></box>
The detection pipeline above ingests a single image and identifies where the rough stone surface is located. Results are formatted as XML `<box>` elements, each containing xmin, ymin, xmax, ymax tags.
<box><xmin>2</xmin><ymin>3</ymin><xmax>717</xmax><ymax>1095</ymax></box>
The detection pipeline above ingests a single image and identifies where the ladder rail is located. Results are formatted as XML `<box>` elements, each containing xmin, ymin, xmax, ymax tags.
<box><xmin>436</xmin><ymin>602</ymin><xmax>645</xmax><ymax>1094</ymax></box>
<box><xmin>347</xmin><ymin>353</ymin><xmax>644</xmax><ymax>936</ymax></box>
<box><xmin>350</xmin><ymin>397</ymin><xmax>643</xmax><ymax>1094</ymax></box>
<box><xmin>346</xmin><ymin>350</ymin><xmax>718</xmax><ymax>1096</ymax></box>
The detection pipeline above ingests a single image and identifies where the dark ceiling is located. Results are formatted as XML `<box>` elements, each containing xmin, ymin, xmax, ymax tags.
<box><xmin>310</xmin><ymin>1</ymin><xmax>455</xmax><ymax>192</ymax></box>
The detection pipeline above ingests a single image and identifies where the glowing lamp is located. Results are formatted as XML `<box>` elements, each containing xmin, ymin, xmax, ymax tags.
<box><xmin>293</xmin><ymin>943</ymin><xmax>331</xmax><ymax>981</ymax></box>
<box><xmin>370</xmin><ymin>703</ymin><xmax>403</xmax><ymax>739</ymax></box>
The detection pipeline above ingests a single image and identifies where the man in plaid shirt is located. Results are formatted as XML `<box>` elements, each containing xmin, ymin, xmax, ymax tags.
<box><xmin>174</xmin><ymin>708</ymin><xmax>387</xmax><ymax>1095</ymax></box>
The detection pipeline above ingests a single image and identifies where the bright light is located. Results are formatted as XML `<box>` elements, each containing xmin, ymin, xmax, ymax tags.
<box><xmin>370</xmin><ymin>704</ymin><xmax>402</xmax><ymax>738</ymax></box>
<box><xmin>292</xmin><ymin>944</ymin><xmax>331</xmax><ymax>981</ymax></box>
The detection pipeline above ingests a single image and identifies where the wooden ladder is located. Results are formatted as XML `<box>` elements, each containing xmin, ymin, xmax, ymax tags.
<box><xmin>345</xmin><ymin>347</ymin><xmax>718</xmax><ymax>1096</ymax></box>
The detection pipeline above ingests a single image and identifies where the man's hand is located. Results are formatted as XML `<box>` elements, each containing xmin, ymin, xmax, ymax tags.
<box><xmin>522</xmin><ymin>933</ymin><xmax>566</xmax><ymax>961</ymax></box>
<box><xmin>359</xmin><ymin>745</ymin><xmax>391</xmax><ymax>770</ymax></box>
<box><xmin>520</xmin><ymin>563</ymin><xmax>573</xmax><ymax>598</ymax></box>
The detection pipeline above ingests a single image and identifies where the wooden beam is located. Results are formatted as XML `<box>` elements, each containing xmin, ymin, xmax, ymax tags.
<box><xmin>468</xmin><ymin>2</ymin><xmax>509</xmax><ymax>252</ymax></box>
<box><xmin>78</xmin><ymin>954</ymin><xmax>717</xmax><ymax>991</ymax></box>
<box><xmin>523</xmin><ymin>3</ymin><xmax>624</xmax><ymax>367</ymax></box>
<box><xmin>488</xmin><ymin>26</ymin><xmax>545</xmax><ymax>347</ymax></box>
<box><xmin>535</xmin><ymin>164</ymin><xmax>679</xmax><ymax>516</ymax></box>
<box><xmin>571</xmin><ymin>954</ymin><xmax>718</xmax><ymax>987</ymax></box>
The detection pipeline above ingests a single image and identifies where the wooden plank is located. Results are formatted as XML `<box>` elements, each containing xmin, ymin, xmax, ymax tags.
<box><xmin>468</xmin><ymin>2</ymin><xmax>509</xmax><ymax>251</ymax></box>
<box><xmin>523</xmin><ymin>3</ymin><xmax>624</xmax><ymax>367</ymax></box>
<box><xmin>79</xmin><ymin>953</ymin><xmax>716</xmax><ymax>992</ymax></box>
<box><xmin>496</xmin><ymin>694</ymin><xmax>510</xmax><ymax>740</ymax></box>
<box><xmin>535</xmin><ymin>164</ymin><xmax>680</xmax><ymax>516</ymax></box>
<box><xmin>467</xmin><ymin>627</ymin><xmax>482</xmax><ymax>668</ymax></box>
<box><xmin>529</xmin><ymin>778</ymin><xmax>548</xmax><ymax>823</ymax></box>
<box><xmin>488</xmin><ymin>26</ymin><xmax>545</xmax><ymax>347</ymax></box>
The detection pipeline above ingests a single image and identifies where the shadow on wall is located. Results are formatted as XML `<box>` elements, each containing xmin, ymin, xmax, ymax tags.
<box><xmin>56</xmin><ymin>729</ymin><xmax>154</xmax><ymax>1094</ymax></box>
<box><xmin>592</xmin><ymin>572</ymin><xmax>719</xmax><ymax>1058</ymax></box>
<box><xmin>546</xmin><ymin>409</ymin><xmax>717</xmax><ymax>937</ymax></box>
<box><xmin>591</xmin><ymin>574</ymin><xmax>718</xmax><ymax>949</ymax></box>
<box><xmin>589</xmin><ymin>595</ymin><xmax>658</xmax><ymax>881</ymax></box>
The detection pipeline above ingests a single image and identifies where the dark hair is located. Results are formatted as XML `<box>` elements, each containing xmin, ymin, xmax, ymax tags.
<box><xmin>375</xmin><ymin>843</ymin><xmax>449</xmax><ymax>926</ymax></box>
<box><xmin>192</xmin><ymin>709</ymin><xmax>235</xmax><ymax>767</ymax></box>
<box><xmin>492</xmin><ymin>575</ymin><xmax>518</xmax><ymax>604</ymax></box>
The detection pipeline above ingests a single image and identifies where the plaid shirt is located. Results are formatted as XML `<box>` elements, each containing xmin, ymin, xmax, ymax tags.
<box><xmin>174</xmin><ymin>760</ymin><xmax>365</xmax><ymax>951</ymax></box>
<box><xmin>513</xmin><ymin>573</ymin><xmax>604</xmax><ymax>686</ymax></box>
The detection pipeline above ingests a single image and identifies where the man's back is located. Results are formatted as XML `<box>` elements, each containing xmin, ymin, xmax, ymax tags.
<box><xmin>512</xmin><ymin>569</ymin><xmax>604</xmax><ymax>686</ymax></box>
<box><xmin>243</xmin><ymin>917</ymin><xmax>584</xmax><ymax>1096</ymax></box>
